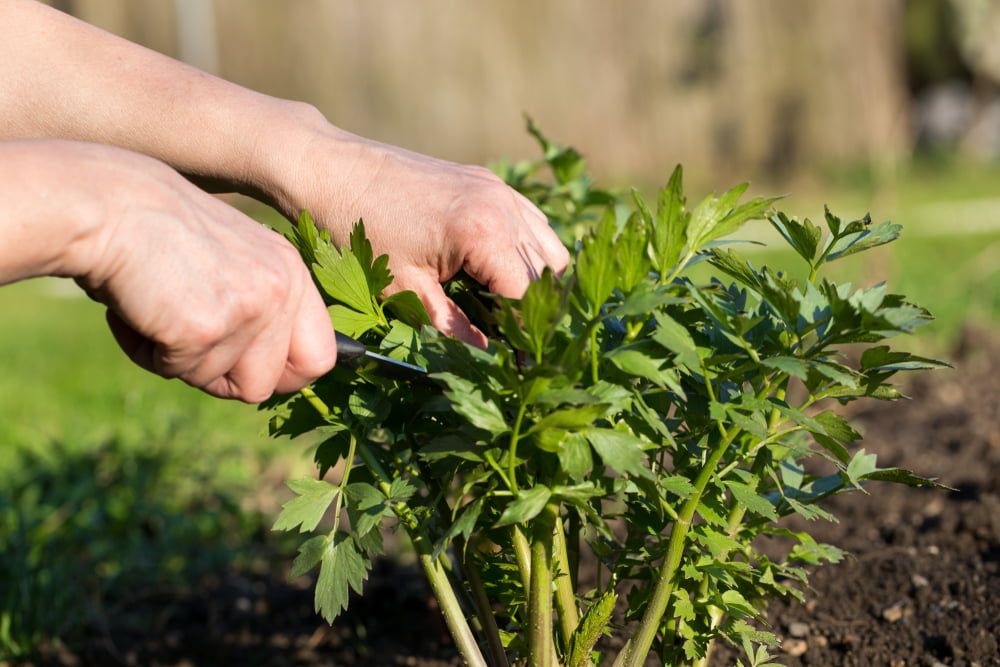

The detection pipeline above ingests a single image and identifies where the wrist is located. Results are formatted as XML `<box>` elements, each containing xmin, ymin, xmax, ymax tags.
<box><xmin>248</xmin><ymin>101</ymin><xmax>363</xmax><ymax>237</ymax></box>
<box><xmin>0</xmin><ymin>140</ymin><xmax>113</xmax><ymax>284</ymax></box>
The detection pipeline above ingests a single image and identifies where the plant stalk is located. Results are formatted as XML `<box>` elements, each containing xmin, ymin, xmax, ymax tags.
<box><xmin>465</xmin><ymin>544</ymin><xmax>511</xmax><ymax>667</ymax></box>
<box><xmin>528</xmin><ymin>504</ymin><xmax>558</xmax><ymax>667</ymax></box>
<box><xmin>612</xmin><ymin>426</ymin><xmax>740</xmax><ymax>667</ymax></box>
<box><xmin>552</xmin><ymin>515</ymin><xmax>580</xmax><ymax>651</ymax></box>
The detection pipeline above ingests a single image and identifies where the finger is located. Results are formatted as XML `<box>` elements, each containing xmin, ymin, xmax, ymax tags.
<box><xmin>106</xmin><ymin>309</ymin><xmax>156</xmax><ymax>373</ymax></box>
<box><xmin>397</xmin><ymin>269</ymin><xmax>488</xmax><ymax>349</ymax></box>
<box><xmin>514</xmin><ymin>194</ymin><xmax>570</xmax><ymax>274</ymax></box>
<box><xmin>466</xmin><ymin>237</ymin><xmax>548</xmax><ymax>300</ymax></box>
<box><xmin>279</xmin><ymin>282</ymin><xmax>337</xmax><ymax>393</ymax></box>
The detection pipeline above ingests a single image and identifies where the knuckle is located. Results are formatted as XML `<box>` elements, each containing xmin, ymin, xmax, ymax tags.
<box><xmin>239</xmin><ymin>383</ymin><xmax>275</xmax><ymax>405</ymax></box>
<box><xmin>301</xmin><ymin>346</ymin><xmax>338</xmax><ymax>379</ymax></box>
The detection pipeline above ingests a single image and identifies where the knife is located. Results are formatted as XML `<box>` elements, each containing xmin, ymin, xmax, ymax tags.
<box><xmin>335</xmin><ymin>331</ymin><xmax>427</xmax><ymax>379</ymax></box>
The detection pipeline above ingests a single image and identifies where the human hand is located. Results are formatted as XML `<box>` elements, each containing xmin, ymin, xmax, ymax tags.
<box><xmin>267</xmin><ymin>122</ymin><xmax>570</xmax><ymax>348</ymax></box>
<box><xmin>67</xmin><ymin>143</ymin><xmax>337</xmax><ymax>402</ymax></box>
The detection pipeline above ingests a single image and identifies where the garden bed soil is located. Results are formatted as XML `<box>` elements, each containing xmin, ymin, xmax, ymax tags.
<box><xmin>22</xmin><ymin>329</ymin><xmax>1000</xmax><ymax>667</ymax></box>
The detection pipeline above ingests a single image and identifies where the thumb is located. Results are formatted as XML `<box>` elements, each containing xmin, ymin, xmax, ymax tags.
<box><xmin>392</xmin><ymin>270</ymin><xmax>488</xmax><ymax>349</ymax></box>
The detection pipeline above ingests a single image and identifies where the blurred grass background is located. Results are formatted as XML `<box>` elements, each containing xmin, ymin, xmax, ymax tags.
<box><xmin>4</xmin><ymin>0</ymin><xmax>1000</xmax><ymax>659</ymax></box>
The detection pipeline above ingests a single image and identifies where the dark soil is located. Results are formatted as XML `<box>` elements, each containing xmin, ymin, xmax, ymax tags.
<box><xmin>18</xmin><ymin>329</ymin><xmax>1000</xmax><ymax>667</ymax></box>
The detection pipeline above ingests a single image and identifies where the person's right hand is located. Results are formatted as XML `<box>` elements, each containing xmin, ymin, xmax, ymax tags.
<box><xmin>66</xmin><ymin>142</ymin><xmax>337</xmax><ymax>402</ymax></box>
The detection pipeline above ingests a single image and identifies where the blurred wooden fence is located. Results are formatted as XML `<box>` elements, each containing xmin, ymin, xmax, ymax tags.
<box><xmin>43</xmin><ymin>0</ymin><xmax>911</xmax><ymax>184</ymax></box>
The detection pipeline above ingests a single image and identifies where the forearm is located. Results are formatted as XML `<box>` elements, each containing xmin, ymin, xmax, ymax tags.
<box><xmin>0</xmin><ymin>140</ymin><xmax>112</xmax><ymax>285</ymax></box>
<box><xmin>0</xmin><ymin>0</ymin><xmax>324</xmax><ymax>206</ymax></box>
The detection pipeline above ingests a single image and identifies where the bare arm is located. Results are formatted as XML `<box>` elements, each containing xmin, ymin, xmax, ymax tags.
<box><xmin>0</xmin><ymin>0</ymin><xmax>569</xmax><ymax>346</ymax></box>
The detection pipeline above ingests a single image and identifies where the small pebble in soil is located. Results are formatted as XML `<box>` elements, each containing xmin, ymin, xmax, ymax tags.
<box><xmin>813</xmin><ymin>634</ymin><xmax>828</xmax><ymax>648</ymax></box>
<box><xmin>927</xmin><ymin>544</ymin><xmax>940</xmax><ymax>555</ymax></box>
<box><xmin>882</xmin><ymin>601</ymin><xmax>912</xmax><ymax>622</ymax></box>
<box><xmin>783</xmin><ymin>638</ymin><xmax>808</xmax><ymax>657</ymax></box>
<box><xmin>787</xmin><ymin>621</ymin><xmax>811</xmax><ymax>638</ymax></box>
<box><xmin>911</xmin><ymin>573</ymin><xmax>930</xmax><ymax>588</ymax></box>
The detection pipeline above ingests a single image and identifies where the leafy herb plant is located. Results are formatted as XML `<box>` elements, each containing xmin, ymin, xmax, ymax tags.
<box><xmin>264</xmin><ymin>124</ymin><xmax>947</xmax><ymax>667</ymax></box>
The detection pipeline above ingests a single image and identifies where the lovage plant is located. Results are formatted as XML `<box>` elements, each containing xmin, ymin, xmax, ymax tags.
<box><xmin>263</xmin><ymin>126</ymin><xmax>946</xmax><ymax>667</ymax></box>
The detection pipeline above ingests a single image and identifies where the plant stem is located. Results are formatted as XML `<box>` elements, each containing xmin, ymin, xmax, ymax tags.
<box><xmin>465</xmin><ymin>544</ymin><xmax>511</xmax><ymax>667</ymax></box>
<box><xmin>512</xmin><ymin>524</ymin><xmax>533</xmax><ymax>593</ymax></box>
<box><xmin>419</xmin><ymin>546</ymin><xmax>488</xmax><ymax>667</ymax></box>
<box><xmin>528</xmin><ymin>504</ymin><xmax>558</xmax><ymax>667</ymax></box>
<box><xmin>566</xmin><ymin>510</ymin><xmax>581</xmax><ymax>591</ymax></box>
<box><xmin>612</xmin><ymin>425</ymin><xmax>740</xmax><ymax>667</ymax></box>
<box><xmin>589</xmin><ymin>327</ymin><xmax>600</xmax><ymax>384</ymax></box>
<box><xmin>552</xmin><ymin>515</ymin><xmax>580</xmax><ymax>652</ymax></box>
<box><xmin>508</xmin><ymin>402</ymin><xmax>528</xmax><ymax>493</ymax></box>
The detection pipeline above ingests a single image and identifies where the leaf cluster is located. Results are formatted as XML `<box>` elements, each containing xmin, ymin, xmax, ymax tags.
<box><xmin>265</xmin><ymin>123</ymin><xmax>947</xmax><ymax>666</ymax></box>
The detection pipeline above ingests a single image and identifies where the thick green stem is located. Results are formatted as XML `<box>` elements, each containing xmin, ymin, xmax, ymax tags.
<box><xmin>552</xmin><ymin>515</ymin><xmax>580</xmax><ymax>652</ymax></box>
<box><xmin>419</xmin><ymin>547</ymin><xmax>488</xmax><ymax>667</ymax></box>
<box><xmin>589</xmin><ymin>327</ymin><xmax>600</xmax><ymax>384</ymax></box>
<box><xmin>528</xmin><ymin>504</ymin><xmax>558</xmax><ymax>667</ymax></box>
<box><xmin>512</xmin><ymin>524</ymin><xmax>533</xmax><ymax>593</ymax></box>
<box><xmin>613</xmin><ymin>426</ymin><xmax>740</xmax><ymax>667</ymax></box>
<box><xmin>465</xmin><ymin>544</ymin><xmax>511</xmax><ymax>667</ymax></box>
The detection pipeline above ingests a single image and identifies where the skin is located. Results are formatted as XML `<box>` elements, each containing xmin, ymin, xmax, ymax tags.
<box><xmin>0</xmin><ymin>0</ymin><xmax>568</xmax><ymax>402</ymax></box>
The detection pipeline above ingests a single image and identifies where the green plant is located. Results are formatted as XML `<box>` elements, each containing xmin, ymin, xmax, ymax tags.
<box><xmin>264</xmin><ymin>124</ymin><xmax>947</xmax><ymax>667</ymax></box>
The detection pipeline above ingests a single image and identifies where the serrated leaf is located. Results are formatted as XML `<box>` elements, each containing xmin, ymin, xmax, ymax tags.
<box><xmin>521</xmin><ymin>268</ymin><xmax>565</xmax><ymax>360</ymax></box>
<box><xmin>494</xmin><ymin>485</ymin><xmax>552</xmax><ymax>527</ymax></box>
<box><xmin>345</xmin><ymin>482</ymin><xmax>390</xmax><ymax>537</ymax></box>
<box><xmin>769</xmin><ymin>212</ymin><xmax>822</xmax><ymax>262</ymax></box>
<box><xmin>567</xmin><ymin>591</ymin><xmax>617</xmax><ymax>667</ymax></box>
<box><xmin>527</xmin><ymin>403</ymin><xmax>610</xmax><ymax>436</ymax></box>
<box><xmin>720</xmin><ymin>589</ymin><xmax>759</xmax><ymax>618</ymax></box>
<box><xmin>826</xmin><ymin>220</ymin><xmax>901</xmax><ymax>261</ymax></box>
<box><xmin>315</xmin><ymin>533</ymin><xmax>370</xmax><ymax>623</ymax></box>
<box><xmin>583</xmin><ymin>428</ymin><xmax>651</xmax><ymax>478</ymax></box>
<box><xmin>576</xmin><ymin>208</ymin><xmax>618</xmax><ymax>311</ymax></box>
<box><xmin>724</xmin><ymin>481</ymin><xmax>778</xmax><ymax>521</ymax></box>
<box><xmin>607</xmin><ymin>346</ymin><xmax>670</xmax><ymax>386</ymax></box>
<box><xmin>382</xmin><ymin>290</ymin><xmax>431</xmax><ymax>328</ymax></box>
<box><xmin>349</xmin><ymin>221</ymin><xmax>393</xmax><ymax>295</ymax></box>
<box><xmin>329</xmin><ymin>304</ymin><xmax>380</xmax><ymax>338</ymax></box>
<box><xmin>559</xmin><ymin>432</ymin><xmax>594</xmax><ymax>482</ymax></box>
<box><xmin>348</xmin><ymin>385</ymin><xmax>389</xmax><ymax>424</ymax></box>
<box><xmin>652</xmin><ymin>313</ymin><xmax>700</xmax><ymax>370</ymax></box>
<box><xmin>273</xmin><ymin>478</ymin><xmax>340</xmax><ymax>533</ymax></box>
<box><xmin>433</xmin><ymin>372</ymin><xmax>509</xmax><ymax>437</ymax></box>
<box><xmin>762</xmin><ymin>356</ymin><xmax>810</xmax><ymax>380</ymax></box>
<box><xmin>661</xmin><ymin>475</ymin><xmax>697</xmax><ymax>498</ymax></box>
<box><xmin>647</xmin><ymin>165</ymin><xmax>688</xmax><ymax>276</ymax></box>
<box><xmin>615</xmin><ymin>211</ymin><xmax>650</xmax><ymax>293</ymax></box>
<box><xmin>433</xmin><ymin>497</ymin><xmax>485</xmax><ymax>558</ymax></box>
<box><xmin>289</xmin><ymin>535</ymin><xmax>326</xmax><ymax>578</ymax></box>
<box><xmin>313</xmin><ymin>243</ymin><xmax>376</xmax><ymax>315</ymax></box>
<box><xmin>861</xmin><ymin>468</ymin><xmax>949</xmax><ymax>489</ymax></box>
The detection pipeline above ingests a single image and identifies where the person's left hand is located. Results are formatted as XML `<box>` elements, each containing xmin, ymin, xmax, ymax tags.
<box><xmin>265</xmin><ymin>121</ymin><xmax>569</xmax><ymax>348</ymax></box>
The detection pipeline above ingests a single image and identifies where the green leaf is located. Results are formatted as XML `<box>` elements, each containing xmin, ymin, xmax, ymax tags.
<box><xmin>860</xmin><ymin>468</ymin><xmax>949</xmax><ymax>489</ymax></box>
<box><xmin>761</xmin><ymin>356</ymin><xmax>810</xmax><ymax>380</ymax></box>
<box><xmin>567</xmin><ymin>591</ymin><xmax>617</xmax><ymax>667</ymax></box>
<box><xmin>615</xmin><ymin>211</ymin><xmax>650</xmax><ymax>293</ymax></box>
<box><xmin>330</xmin><ymin>304</ymin><xmax>380</xmax><ymax>338</ymax></box>
<box><xmin>559</xmin><ymin>432</ymin><xmax>594</xmax><ymax>482</ymax></box>
<box><xmin>273</xmin><ymin>478</ymin><xmax>340</xmax><ymax>533</ymax></box>
<box><xmin>651</xmin><ymin>313</ymin><xmax>700</xmax><ymax>370</ymax></box>
<box><xmin>494</xmin><ymin>485</ymin><xmax>552</xmax><ymax>527</ymax></box>
<box><xmin>583</xmin><ymin>428</ymin><xmax>651</xmax><ymax>478</ymax></box>
<box><xmin>647</xmin><ymin>165</ymin><xmax>688</xmax><ymax>277</ymax></box>
<box><xmin>315</xmin><ymin>533</ymin><xmax>370</xmax><ymax>623</ymax></box>
<box><xmin>349</xmin><ymin>221</ymin><xmax>393</xmax><ymax>295</ymax></box>
<box><xmin>434</xmin><ymin>497</ymin><xmax>485</xmax><ymax>558</ymax></box>
<box><xmin>576</xmin><ymin>208</ymin><xmax>618</xmax><ymax>311</ymax></box>
<box><xmin>723</xmin><ymin>481</ymin><xmax>778</xmax><ymax>521</ymax></box>
<box><xmin>521</xmin><ymin>269</ymin><xmax>565</xmax><ymax>360</ymax></box>
<box><xmin>382</xmin><ymin>290</ymin><xmax>431</xmax><ymax>328</ymax></box>
<box><xmin>344</xmin><ymin>482</ymin><xmax>390</xmax><ymax>537</ymax></box>
<box><xmin>661</xmin><ymin>475</ymin><xmax>697</xmax><ymax>498</ymax></box>
<box><xmin>313</xmin><ymin>243</ymin><xmax>376</xmax><ymax>315</ymax></box>
<box><xmin>825</xmin><ymin>220</ymin><xmax>901</xmax><ymax>261</ymax></box>
<box><xmin>769</xmin><ymin>212</ymin><xmax>822</xmax><ymax>263</ymax></box>
<box><xmin>289</xmin><ymin>535</ymin><xmax>326</xmax><ymax>578</ymax></box>
<box><xmin>348</xmin><ymin>385</ymin><xmax>389</xmax><ymax>424</ymax></box>
<box><xmin>607</xmin><ymin>345</ymin><xmax>670</xmax><ymax>386</ymax></box>
<box><xmin>433</xmin><ymin>372</ymin><xmax>509</xmax><ymax>437</ymax></box>
<box><xmin>720</xmin><ymin>589</ymin><xmax>760</xmax><ymax>618</ymax></box>
<box><xmin>527</xmin><ymin>403</ymin><xmax>610</xmax><ymax>436</ymax></box>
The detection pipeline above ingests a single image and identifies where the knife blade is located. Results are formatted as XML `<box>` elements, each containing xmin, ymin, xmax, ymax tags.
<box><xmin>335</xmin><ymin>331</ymin><xmax>427</xmax><ymax>379</ymax></box>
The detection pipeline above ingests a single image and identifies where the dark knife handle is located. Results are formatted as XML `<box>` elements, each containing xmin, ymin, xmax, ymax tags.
<box><xmin>335</xmin><ymin>331</ymin><xmax>368</xmax><ymax>362</ymax></box>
